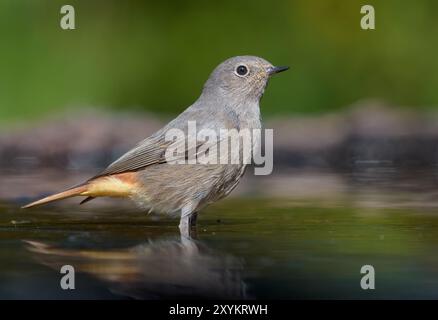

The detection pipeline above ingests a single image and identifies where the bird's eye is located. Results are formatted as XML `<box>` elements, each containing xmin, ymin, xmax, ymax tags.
<box><xmin>235</xmin><ymin>65</ymin><xmax>249</xmax><ymax>77</ymax></box>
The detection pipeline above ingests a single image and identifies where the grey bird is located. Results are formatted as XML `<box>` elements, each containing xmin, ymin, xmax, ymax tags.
<box><xmin>22</xmin><ymin>56</ymin><xmax>289</xmax><ymax>236</ymax></box>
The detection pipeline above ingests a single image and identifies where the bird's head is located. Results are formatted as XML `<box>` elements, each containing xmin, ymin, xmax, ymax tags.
<box><xmin>202</xmin><ymin>56</ymin><xmax>288</xmax><ymax>103</ymax></box>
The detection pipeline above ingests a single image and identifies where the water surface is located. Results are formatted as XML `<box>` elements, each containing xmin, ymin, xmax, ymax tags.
<box><xmin>1</xmin><ymin>167</ymin><xmax>438</xmax><ymax>299</ymax></box>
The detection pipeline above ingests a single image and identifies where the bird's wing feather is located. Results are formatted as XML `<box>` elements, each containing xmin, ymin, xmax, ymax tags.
<box><xmin>98</xmin><ymin>137</ymin><xmax>170</xmax><ymax>176</ymax></box>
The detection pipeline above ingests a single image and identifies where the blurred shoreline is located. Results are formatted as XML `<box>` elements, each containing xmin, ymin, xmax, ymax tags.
<box><xmin>2</xmin><ymin>101</ymin><xmax>438</xmax><ymax>171</ymax></box>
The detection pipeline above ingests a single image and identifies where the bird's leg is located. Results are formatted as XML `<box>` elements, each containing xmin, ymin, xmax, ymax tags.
<box><xmin>189</xmin><ymin>211</ymin><xmax>198</xmax><ymax>228</ymax></box>
<box><xmin>179</xmin><ymin>213</ymin><xmax>198</xmax><ymax>239</ymax></box>
<box><xmin>179</xmin><ymin>204</ymin><xmax>198</xmax><ymax>239</ymax></box>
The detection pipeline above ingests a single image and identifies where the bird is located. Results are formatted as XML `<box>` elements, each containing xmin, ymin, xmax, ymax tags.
<box><xmin>22</xmin><ymin>56</ymin><xmax>288</xmax><ymax>236</ymax></box>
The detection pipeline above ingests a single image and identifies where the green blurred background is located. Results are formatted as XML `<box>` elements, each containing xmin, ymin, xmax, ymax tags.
<box><xmin>1</xmin><ymin>0</ymin><xmax>437</xmax><ymax>122</ymax></box>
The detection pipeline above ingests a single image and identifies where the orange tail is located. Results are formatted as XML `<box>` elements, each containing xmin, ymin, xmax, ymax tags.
<box><xmin>21</xmin><ymin>172</ymin><xmax>139</xmax><ymax>209</ymax></box>
<box><xmin>21</xmin><ymin>184</ymin><xmax>88</xmax><ymax>209</ymax></box>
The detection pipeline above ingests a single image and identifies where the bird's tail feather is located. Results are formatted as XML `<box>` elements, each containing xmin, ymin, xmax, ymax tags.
<box><xmin>21</xmin><ymin>184</ymin><xmax>88</xmax><ymax>209</ymax></box>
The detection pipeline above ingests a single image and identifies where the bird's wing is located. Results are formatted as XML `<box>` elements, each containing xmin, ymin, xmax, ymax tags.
<box><xmin>93</xmin><ymin>106</ymin><xmax>240</xmax><ymax>179</ymax></box>
<box><xmin>97</xmin><ymin>136</ymin><xmax>172</xmax><ymax>176</ymax></box>
<box><xmin>97</xmin><ymin>132</ymin><xmax>204</xmax><ymax>175</ymax></box>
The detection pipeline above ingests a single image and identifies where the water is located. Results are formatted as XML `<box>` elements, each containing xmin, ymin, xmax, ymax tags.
<box><xmin>2</xmin><ymin>167</ymin><xmax>438</xmax><ymax>299</ymax></box>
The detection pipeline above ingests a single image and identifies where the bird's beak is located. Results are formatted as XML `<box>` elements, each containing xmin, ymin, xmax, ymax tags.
<box><xmin>267</xmin><ymin>66</ymin><xmax>289</xmax><ymax>76</ymax></box>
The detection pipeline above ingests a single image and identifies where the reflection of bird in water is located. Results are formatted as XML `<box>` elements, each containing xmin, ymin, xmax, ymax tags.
<box><xmin>24</xmin><ymin>236</ymin><xmax>247</xmax><ymax>299</ymax></box>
